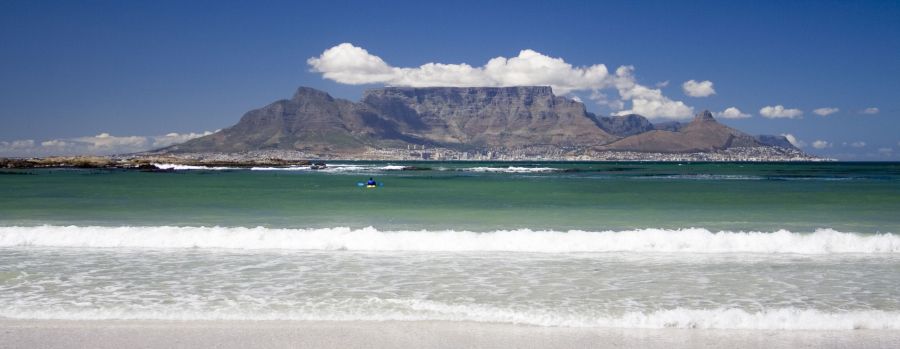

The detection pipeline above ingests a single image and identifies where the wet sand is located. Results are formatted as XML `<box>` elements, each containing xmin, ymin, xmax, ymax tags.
<box><xmin>2</xmin><ymin>320</ymin><xmax>899</xmax><ymax>349</ymax></box>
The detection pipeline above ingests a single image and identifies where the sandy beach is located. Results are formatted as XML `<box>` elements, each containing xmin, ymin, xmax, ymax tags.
<box><xmin>1</xmin><ymin>320</ymin><xmax>898</xmax><ymax>349</ymax></box>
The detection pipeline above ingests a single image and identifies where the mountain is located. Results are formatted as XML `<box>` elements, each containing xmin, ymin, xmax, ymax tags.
<box><xmin>599</xmin><ymin>110</ymin><xmax>767</xmax><ymax>153</ymax></box>
<box><xmin>593</xmin><ymin>114</ymin><xmax>655</xmax><ymax>137</ymax></box>
<box><xmin>164</xmin><ymin>86</ymin><xmax>802</xmax><ymax>157</ymax></box>
<box><xmin>361</xmin><ymin>86</ymin><xmax>616</xmax><ymax>149</ymax></box>
<box><xmin>755</xmin><ymin>135</ymin><xmax>797</xmax><ymax>149</ymax></box>
<box><xmin>165</xmin><ymin>87</ymin><xmax>419</xmax><ymax>154</ymax></box>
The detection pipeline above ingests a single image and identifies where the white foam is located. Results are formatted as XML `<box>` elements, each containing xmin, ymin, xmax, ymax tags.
<box><xmin>463</xmin><ymin>166</ymin><xmax>560</xmax><ymax>173</ymax></box>
<box><xmin>249</xmin><ymin>166</ymin><xmax>310</xmax><ymax>171</ymax></box>
<box><xmin>152</xmin><ymin>163</ymin><xmax>233</xmax><ymax>170</ymax></box>
<box><xmin>2</xmin><ymin>302</ymin><xmax>898</xmax><ymax>329</ymax></box>
<box><xmin>0</xmin><ymin>226</ymin><xmax>897</xmax><ymax>254</ymax></box>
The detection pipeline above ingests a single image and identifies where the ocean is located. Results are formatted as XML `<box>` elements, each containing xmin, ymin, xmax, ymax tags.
<box><xmin>1</xmin><ymin>161</ymin><xmax>899</xmax><ymax>330</ymax></box>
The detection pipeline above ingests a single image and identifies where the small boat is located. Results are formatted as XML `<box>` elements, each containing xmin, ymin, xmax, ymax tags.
<box><xmin>310</xmin><ymin>162</ymin><xmax>327</xmax><ymax>170</ymax></box>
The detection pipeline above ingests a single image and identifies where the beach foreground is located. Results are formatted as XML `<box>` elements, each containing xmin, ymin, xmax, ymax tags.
<box><xmin>2</xmin><ymin>320</ymin><xmax>899</xmax><ymax>349</ymax></box>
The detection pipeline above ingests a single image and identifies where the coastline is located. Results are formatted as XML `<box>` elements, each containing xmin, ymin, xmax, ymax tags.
<box><xmin>0</xmin><ymin>149</ymin><xmax>832</xmax><ymax>171</ymax></box>
<box><xmin>3</xmin><ymin>319</ymin><xmax>899</xmax><ymax>349</ymax></box>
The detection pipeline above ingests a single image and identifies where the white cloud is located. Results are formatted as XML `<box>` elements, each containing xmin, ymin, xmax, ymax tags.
<box><xmin>655</xmin><ymin>80</ymin><xmax>669</xmax><ymax>88</ymax></box>
<box><xmin>715</xmin><ymin>107</ymin><xmax>751</xmax><ymax>119</ymax></box>
<box><xmin>813</xmin><ymin>107</ymin><xmax>839</xmax><ymax>116</ymax></box>
<box><xmin>848</xmin><ymin>141</ymin><xmax>866</xmax><ymax>148</ymax></box>
<box><xmin>811</xmin><ymin>140</ymin><xmax>831</xmax><ymax>149</ymax></box>
<box><xmin>0</xmin><ymin>131</ymin><xmax>214</xmax><ymax>157</ymax></box>
<box><xmin>860</xmin><ymin>107</ymin><xmax>880</xmax><ymax>114</ymax></box>
<box><xmin>682</xmin><ymin>80</ymin><xmax>716</xmax><ymax>97</ymax></box>
<box><xmin>760</xmin><ymin>105</ymin><xmax>803</xmax><ymax>119</ymax></box>
<box><xmin>589</xmin><ymin>91</ymin><xmax>625</xmax><ymax>111</ymax></box>
<box><xmin>878</xmin><ymin>147</ymin><xmax>893</xmax><ymax>154</ymax></box>
<box><xmin>781</xmin><ymin>133</ymin><xmax>806</xmax><ymax>148</ymax></box>
<box><xmin>151</xmin><ymin>132</ymin><xmax>216</xmax><ymax>148</ymax></box>
<box><xmin>569</xmin><ymin>95</ymin><xmax>583</xmax><ymax>103</ymax></box>
<box><xmin>308</xmin><ymin>43</ymin><xmax>611</xmax><ymax>94</ymax></box>
<box><xmin>0</xmin><ymin>139</ymin><xmax>35</xmax><ymax>150</ymax></box>
<box><xmin>612</xmin><ymin>66</ymin><xmax>694</xmax><ymax>119</ymax></box>
<box><xmin>309</xmin><ymin>43</ymin><xmax>695</xmax><ymax>120</ymax></box>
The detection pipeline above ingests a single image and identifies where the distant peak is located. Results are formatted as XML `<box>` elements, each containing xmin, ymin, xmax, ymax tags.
<box><xmin>693</xmin><ymin>110</ymin><xmax>716</xmax><ymax>122</ymax></box>
<box><xmin>292</xmin><ymin>86</ymin><xmax>334</xmax><ymax>101</ymax></box>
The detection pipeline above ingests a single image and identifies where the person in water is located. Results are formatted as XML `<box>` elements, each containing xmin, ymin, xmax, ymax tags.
<box><xmin>366</xmin><ymin>177</ymin><xmax>377</xmax><ymax>186</ymax></box>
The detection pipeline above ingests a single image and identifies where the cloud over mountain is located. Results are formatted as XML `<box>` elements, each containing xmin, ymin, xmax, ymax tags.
<box><xmin>308</xmin><ymin>43</ymin><xmax>694</xmax><ymax>120</ymax></box>
<box><xmin>716</xmin><ymin>107</ymin><xmax>751</xmax><ymax>119</ymax></box>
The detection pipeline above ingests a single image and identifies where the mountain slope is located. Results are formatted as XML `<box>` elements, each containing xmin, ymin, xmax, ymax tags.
<box><xmin>600</xmin><ymin>110</ymin><xmax>763</xmax><ymax>153</ymax></box>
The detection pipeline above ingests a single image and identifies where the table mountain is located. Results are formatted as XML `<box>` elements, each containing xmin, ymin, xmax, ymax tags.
<box><xmin>162</xmin><ymin>86</ymin><xmax>799</xmax><ymax>156</ymax></box>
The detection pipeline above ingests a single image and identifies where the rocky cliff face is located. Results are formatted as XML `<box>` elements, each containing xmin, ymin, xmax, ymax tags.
<box><xmin>164</xmin><ymin>86</ymin><xmax>800</xmax><ymax>156</ymax></box>
<box><xmin>363</xmin><ymin>86</ymin><xmax>615</xmax><ymax>149</ymax></box>
<box><xmin>593</xmin><ymin>114</ymin><xmax>655</xmax><ymax>137</ymax></box>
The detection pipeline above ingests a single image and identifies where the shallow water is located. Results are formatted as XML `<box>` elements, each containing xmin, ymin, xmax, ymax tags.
<box><xmin>1</xmin><ymin>162</ymin><xmax>898</xmax><ymax>329</ymax></box>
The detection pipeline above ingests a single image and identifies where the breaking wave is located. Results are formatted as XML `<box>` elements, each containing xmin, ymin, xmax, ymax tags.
<box><xmin>1</xmin><ymin>226</ymin><xmax>897</xmax><ymax>254</ymax></box>
<box><xmin>459</xmin><ymin>166</ymin><xmax>561</xmax><ymax>173</ymax></box>
<box><xmin>2</xmin><ymin>301</ymin><xmax>899</xmax><ymax>329</ymax></box>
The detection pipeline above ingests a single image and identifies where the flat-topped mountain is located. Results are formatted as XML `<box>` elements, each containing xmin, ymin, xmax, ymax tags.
<box><xmin>163</xmin><ymin>86</ymin><xmax>801</xmax><ymax>158</ymax></box>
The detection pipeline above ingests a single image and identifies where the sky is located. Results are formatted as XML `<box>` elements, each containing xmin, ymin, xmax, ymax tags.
<box><xmin>1</xmin><ymin>0</ymin><xmax>898</xmax><ymax>159</ymax></box>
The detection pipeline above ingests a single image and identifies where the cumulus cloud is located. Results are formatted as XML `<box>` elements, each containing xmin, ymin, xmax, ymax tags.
<box><xmin>308</xmin><ymin>43</ymin><xmax>611</xmax><ymax>94</ymax></box>
<box><xmin>847</xmin><ymin>141</ymin><xmax>866</xmax><ymax>148</ymax></box>
<box><xmin>811</xmin><ymin>140</ymin><xmax>831</xmax><ymax>149</ymax></box>
<box><xmin>681</xmin><ymin>80</ymin><xmax>716</xmax><ymax>97</ymax></box>
<box><xmin>860</xmin><ymin>107</ymin><xmax>880</xmax><ymax>114</ymax></box>
<box><xmin>0</xmin><ymin>131</ymin><xmax>214</xmax><ymax>157</ymax></box>
<box><xmin>813</xmin><ymin>107</ymin><xmax>839</xmax><ymax>116</ymax></box>
<box><xmin>611</xmin><ymin>66</ymin><xmax>694</xmax><ymax>119</ymax></box>
<box><xmin>760</xmin><ymin>105</ymin><xmax>803</xmax><ymax>119</ymax></box>
<box><xmin>781</xmin><ymin>133</ymin><xmax>806</xmax><ymax>148</ymax></box>
<box><xmin>715</xmin><ymin>107</ymin><xmax>751</xmax><ymax>119</ymax></box>
<box><xmin>655</xmin><ymin>80</ymin><xmax>669</xmax><ymax>88</ymax></box>
<box><xmin>308</xmin><ymin>43</ymin><xmax>695</xmax><ymax>120</ymax></box>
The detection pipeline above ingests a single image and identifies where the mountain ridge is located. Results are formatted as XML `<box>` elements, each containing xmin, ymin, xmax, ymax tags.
<box><xmin>163</xmin><ymin>86</ymin><xmax>803</xmax><ymax>158</ymax></box>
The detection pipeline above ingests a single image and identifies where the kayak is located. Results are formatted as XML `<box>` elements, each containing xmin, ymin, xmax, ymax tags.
<box><xmin>357</xmin><ymin>182</ymin><xmax>383</xmax><ymax>188</ymax></box>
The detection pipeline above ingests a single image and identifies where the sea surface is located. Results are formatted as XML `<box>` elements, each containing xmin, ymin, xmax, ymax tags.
<box><xmin>1</xmin><ymin>161</ymin><xmax>899</xmax><ymax>329</ymax></box>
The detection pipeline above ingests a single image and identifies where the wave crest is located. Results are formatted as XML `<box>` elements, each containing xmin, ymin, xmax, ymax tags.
<box><xmin>0</xmin><ymin>226</ymin><xmax>897</xmax><ymax>253</ymax></box>
<box><xmin>2</xmin><ymin>301</ymin><xmax>898</xmax><ymax>329</ymax></box>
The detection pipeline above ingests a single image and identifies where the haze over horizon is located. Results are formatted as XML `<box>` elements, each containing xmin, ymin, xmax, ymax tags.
<box><xmin>1</xmin><ymin>0</ymin><xmax>897</xmax><ymax>160</ymax></box>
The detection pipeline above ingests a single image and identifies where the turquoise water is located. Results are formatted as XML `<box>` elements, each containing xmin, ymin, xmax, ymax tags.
<box><xmin>2</xmin><ymin>162</ymin><xmax>899</xmax><ymax>233</ymax></box>
<box><xmin>2</xmin><ymin>161</ymin><xmax>900</xmax><ymax>329</ymax></box>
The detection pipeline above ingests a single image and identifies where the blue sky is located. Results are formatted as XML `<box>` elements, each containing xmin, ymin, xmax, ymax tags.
<box><xmin>1</xmin><ymin>0</ymin><xmax>897</xmax><ymax>159</ymax></box>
